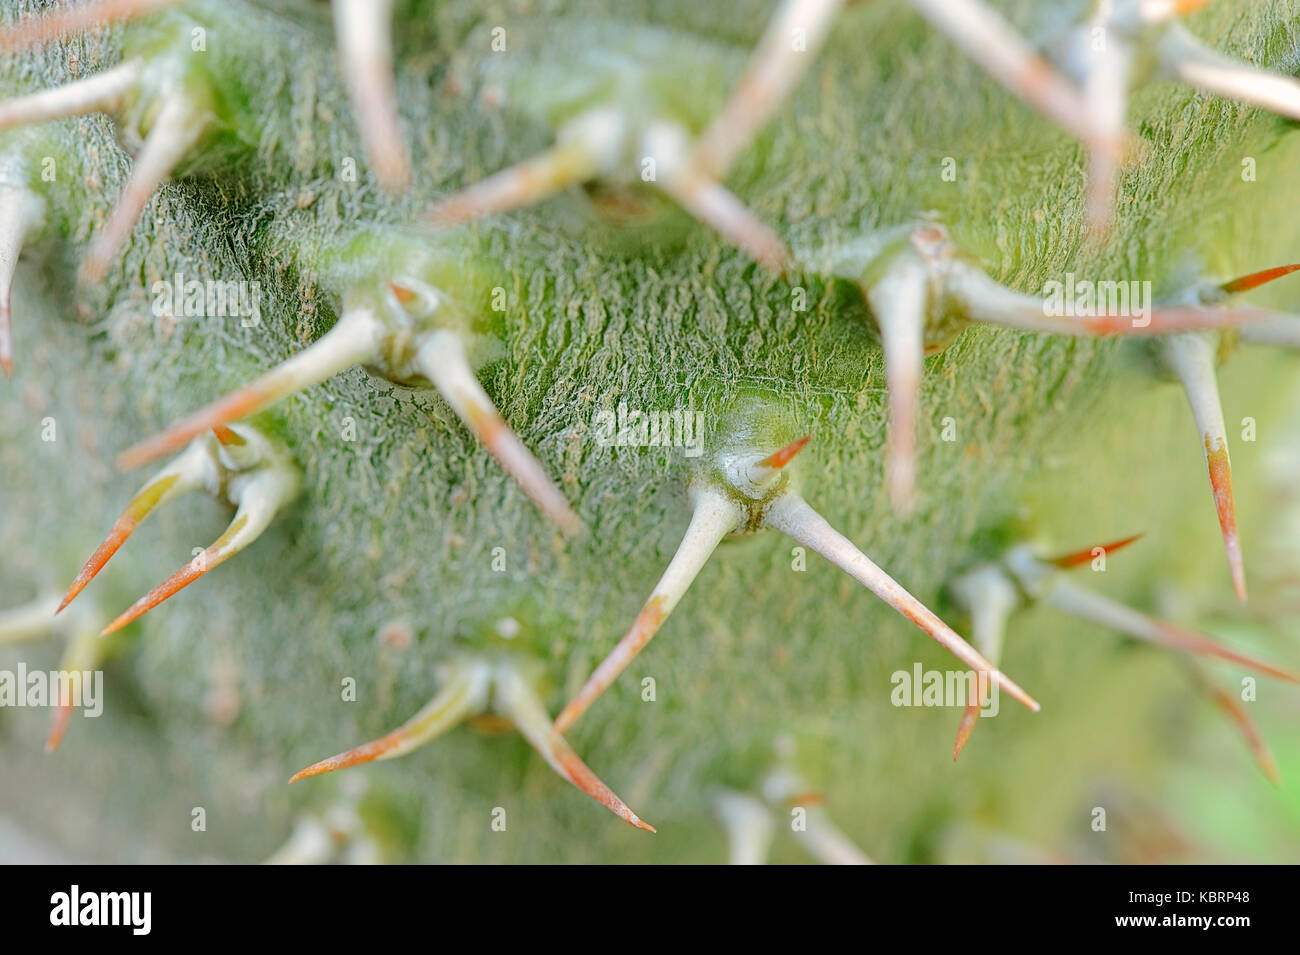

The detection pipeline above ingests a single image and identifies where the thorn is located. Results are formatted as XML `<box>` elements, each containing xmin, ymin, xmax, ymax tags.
<box><xmin>45</xmin><ymin>627</ymin><xmax>103</xmax><ymax>753</ymax></box>
<box><xmin>866</xmin><ymin>256</ymin><xmax>929</xmax><ymax>513</ymax></box>
<box><xmin>658</xmin><ymin>169</ymin><xmax>792</xmax><ymax>273</ymax></box>
<box><xmin>714</xmin><ymin>790</ymin><xmax>776</xmax><ymax>865</ymax></box>
<box><xmin>762</xmin><ymin>769</ymin><xmax>872</xmax><ymax>864</ymax></box>
<box><xmin>333</xmin><ymin>0</ymin><xmax>410</xmax><ymax>193</ymax></box>
<box><xmin>748</xmin><ymin>436</ymin><xmax>810</xmax><ymax>483</ymax></box>
<box><xmin>425</xmin><ymin>138</ymin><xmax>602</xmax><ymax>227</ymax></box>
<box><xmin>949</xmin><ymin>262</ymin><xmax>1282</xmax><ymax>338</ymax></box>
<box><xmin>907</xmin><ymin>0</ymin><xmax>1099</xmax><ymax>145</ymax></box>
<box><xmin>117</xmin><ymin>308</ymin><xmax>381</xmax><ymax>471</ymax></box>
<box><xmin>1236</xmin><ymin>308</ymin><xmax>1300</xmax><ymax>347</ymax></box>
<box><xmin>1160</xmin><ymin>334</ymin><xmax>1246</xmax><ymax>601</ymax></box>
<box><xmin>946</xmin><ymin>562</ymin><xmax>1021</xmax><ymax>758</ymax></box>
<box><xmin>79</xmin><ymin>94</ymin><xmax>208</xmax><ymax>282</ymax></box>
<box><xmin>1161</xmin><ymin>24</ymin><xmax>1300</xmax><ymax>121</ymax></box>
<box><xmin>1044</xmin><ymin>578</ymin><xmax>1299</xmax><ymax>683</ymax></box>
<box><xmin>690</xmin><ymin>0</ymin><xmax>843</xmax><ymax>179</ymax></box>
<box><xmin>1220</xmin><ymin>264</ymin><xmax>1300</xmax><ymax>295</ymax></box>
<box><xmin>0</xmin><ymin>0</ymin><xmax>180</xmax><ymax>52</ymax></box>
<box><xmin>0</xmin><ymin>60</ymin><xmax>141</xmax><ymax>131</ymax></box>
<box><xmin>289</xmin><ymin>660</ymin><xmax>492</xmax><ymax>782</ymax></box>
<box><xmin>1080</xmin><ymin>29</ymin><xmax>1133</xmax><ymax>238</ymax></box>
<box><xmin>99</xmin><ymin>463</ymin><xmax>298</xmax><ymax>636</ymax></box>
<box><xmin>415</xmin><ymin>330</ymin><xmax>580</xmax><ymax>534</ymax></box>
<box><xmin>59</xmin><ymin>439</ymin><xmax>213</xmax><ymax>614</ymax></box>
<box><xmin>1046</xmin><ymin>534</ymin><xmax>1144</xmax><ymax>570</ymax></box>
<box><xmin>0</xmin><ymin>184</ymin><xmax>42</xmax><ymax>379</ymax></box>
<box><xmin>494</xmin><ymin>661</ymin><xmax>655</xmax><ymax>832</ymax></box>
<box><xmin>554</xmin><ymin>487</ymin><xmax>743</xmax><ymax>733</ymax></box>
<box><xmin>1189</xmin><ymin>665</ymin><xmax>1281</xmax><ymax>785</ymax></box>
<box><xmin>763</xmin><ymin>492</ymin><xmax>1041</xmax><ymax>711</ymax></box>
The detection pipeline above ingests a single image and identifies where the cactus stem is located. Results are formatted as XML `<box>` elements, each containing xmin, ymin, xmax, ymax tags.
<box><xmin>1160</xmin><ymin>333</ymin><xmax>1246</xmax><ymax>602</ymax></box>
<box><xmin>555</xmin><ymin>486</ymin><xmax>743</xmax><ymax>733</ymax></box>
<box><xmin>333</xmin><ymin>0</ymin><xmax>409</xmax><ymax>194</ymax></box>
<box><xmin>414</xmin><ymin>329</ymin><xmax>580</xmax><ymax>535</ymax></box>
<box><xmin>762</xmin><ymin>491</ymin><xmax>1041</xmax><ymax>712</ymax></box>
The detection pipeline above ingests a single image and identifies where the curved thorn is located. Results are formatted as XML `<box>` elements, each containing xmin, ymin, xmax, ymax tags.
<box><xmin>117</xmin><ymin>308</ymin><xmax>382</xmax><ymax>470</ymax></box>
<box><xmin>333</xmin><ymin>0</ymin><xmax>409</xmax><ymax>193</ymax></box>
<box><xmin>1046</xmin><ymin>533</ymin><xmax>1144</xmax><ymax>570</ymax></box>
<box><xmin>690</xmin><ymin>0</ymin><xmax>843</xmax><ymax>179</ymax></box>
<box><xmin>494</xmin><ymin>661</ymin><xmax>655</xmax><ymax>832</ymax></box>
<box><xmin>763</xmin><ymin>492</ymin><xmax>1041</xmax><ymax>711</ymax></box>
<box><xmin>1044</xmin><ymin>578</ymin><xmax>1298</xmax><ymax>683</ymax></box>
<box><xmin>1189</xmin><ymin>665</ymin><xmax>1281</xmax><ymax>785</ymax></box>
<box><xmin>658</xmin><ymin>170</ymin><xmax>791</xmax><ymax>273</ymax></box>
<box><xmin>79</xmin><ymin>93</ymin><xmax>208</xmax><ymax>282</ymax></box>
<box><xmin>1081</xmin><ymin>32</ymin><xmax>1133</xmax><ymax>238</ymax></box>
<box><xmin>425</xmin><ymin>139</ymin><xmax>601</xmax><ymax>227</ymax></box>
<box><xmin>0</xmin><ymin>0</ymin><xmax>180</xmax><ymax>52</ymax></box>
<box><xmin>58</xmin><ymin>438</ymin><xmax>214</xmax><ymax>614</ymax></box>
<box><xmin>415</xmin><ymin>330</ymin><xmax>580</xmax><ymax>534</ymax></box>
<box><xmin>289</xmin><ymin>661</ymin><xmax>492</xmax><ymax>782</ymax></box>
<box><xmin>0</xmin><ymin>184</ymin><xmax>42</xmax><ymax>378</ymax></box>
<box><xmin>45</xmin><ymin>626</ymin><xmax>103</xmax><ymax>753</ymax></box>
<box><xmin>907</xmin><ymin>0</ymin><xmax>1097</xmax><ymax>145</ymax></box>
<box><xmin>0</xmin><ymin>60</ymin><xmax>140</xmax><ymax>130</ymax></box>
<box><xmin>867</xmin><ymin>256</ymin><xmax>928</xmax><ymax>513</ymax></box>
<box><xmin>1221</xmin><ymin>263</ymin><xmax>1300</xmax><ymax>295</ymax></box>
<box><xmin>1161</xmin><ymin>24</ymin><xmax>1300</xmax><ymax>121</ymax></box>
<box><xmin>953</xmin><ymin>687</ymin><xmax>982</xmax><ymax>761</ymax></box>
<box><xmin>0</xmin><ymin>594</ymin><xmax>61</xmax><ymax>644</ymax></box>
<box><xmin>100</xmin><ymin>464</ymin><xmax>297</xmax><ymax>636</ymax></box>
<box><xmin>1161</xmin><ymin>334</ymin><xmax>1245</xmax><ymax>601</ymax></box>
<box><xmin>947</xmin><ymin>563</ymin><xmax>1020</xmax><ymax>758</ymax></box>
<box><xmin>555</xmin><ymin>486</ymin><xmax>743</xmax><ymax>733</ymax></box>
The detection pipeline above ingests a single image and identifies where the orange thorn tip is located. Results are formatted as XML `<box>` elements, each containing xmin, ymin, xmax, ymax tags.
<box><xmin>757</xmin><ymin>436</ymin><xmax>809</xmax><ymax>471</ymax></box>
<box><xmin>953</xmin><ymin>699</ymin><xmax>980</xmax><ymax>760</ymax></box>
<box><xmin>1221</xmin><ymin>264</ymin><xmax>1300</xmax><ymax>295</ymax></box>
<box><xmin>1046</xmin><ymin>533</ymin><xmax>1144</xmax><ymax>569</ymax></box>
<box><xmin>45</xmin><ymin>702</ymin><xmax>74</xmax><ymax>753</ymax></box>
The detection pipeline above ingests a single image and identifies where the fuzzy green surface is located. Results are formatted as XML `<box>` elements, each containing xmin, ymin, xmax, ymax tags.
<box><xmin>2</xmin><ymin>0</ymin><xmax>1300</xmax><ymax>863</ymax></box>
